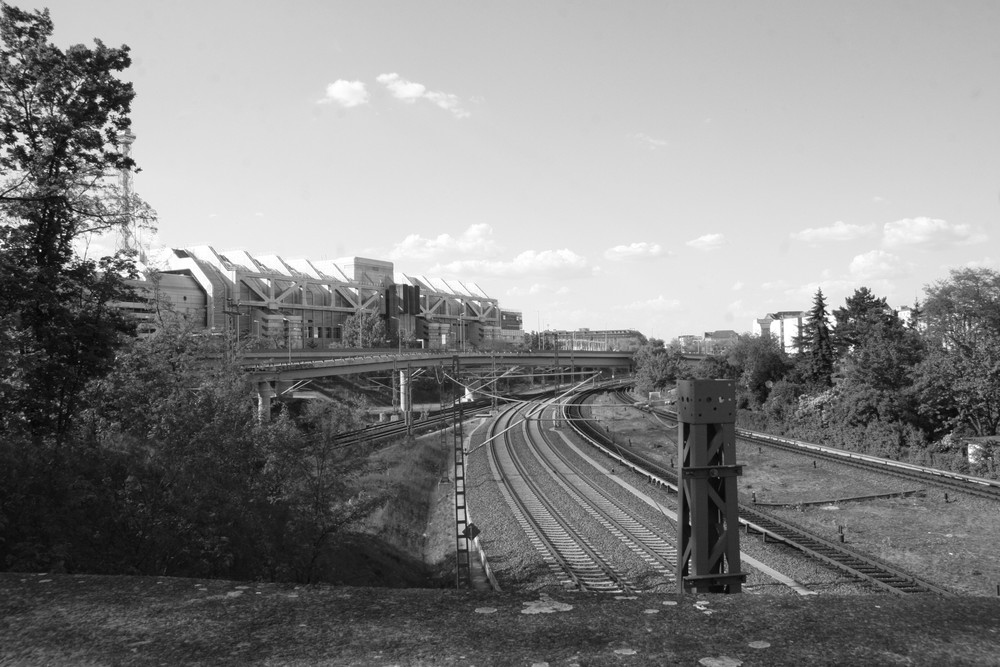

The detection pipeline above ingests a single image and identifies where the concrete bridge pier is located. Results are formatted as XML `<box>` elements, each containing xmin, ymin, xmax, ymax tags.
<box><xmin>257</xmin><ymin>381</ymin><xmax>275</xmax><ymax>422</ymax></box>
<box><xmin>399</xmin><ymin>367</ymin><xmax>413</xmax><ymax>433</ymax></box>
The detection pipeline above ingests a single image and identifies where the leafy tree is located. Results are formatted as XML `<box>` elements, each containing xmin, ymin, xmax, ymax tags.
<box><xmin>825</xmin><ymin>287</ymin><xmax>925</xmax><ymax>426</ymax></box>
<box><xmin>794</xmin><ymin>288</ymin><xmax>835</xmax><ymax>388</ymax></box>
<box><xmin>693</xmin><ymin>354</ymin><xmax>735</xmax><ymax>381</ymax></box>
<box><xmin>761</xmin><ymin>379</ymin><xmax>805</xmax><ymax>423</ymax></box>
<box><xmin>725</xmin><ymin>332</ymin><xmax>790</xmax><ymax>406</ymax></box>
<box><xmin>0</xmin><ymin>4</ymin><xmax>154</xmax><ymax>440</ymax></box>
<box><xmin>922</xmin><ymin>267</ymin><xmax>1000</xmax><ymax>353</ymax></box>
<box><xmin>271</xmin><ymin>400</ymin><xmax>382</xmax><ymax>583</ymax></box>
<box><xmin>831</xmin><ymin>286</ymin><xmax>891</xmax><ymax>355</ymax></box>
<box><xmin>341</xmin><ymin>311</ymin><xmax>387</xmax><ymax>348</ymax></box>
<box><xmin>914</xmin><ymin>268</ymin><xmax>1000</xmax><ymax>438</ymax></box>
<box><xmin>905</xmin><ymin>297</ymin><xmax>922</xmax><ymax>331</ymax></box>
<box><xmin>76</xmin><ymin>329</ymin><xmax>379</xmax><ymax>581</ymax></box>
<box><xmin>633</xmin><ymin>339</ymin><xmax>686</xmax><ymax>394</ymax></box>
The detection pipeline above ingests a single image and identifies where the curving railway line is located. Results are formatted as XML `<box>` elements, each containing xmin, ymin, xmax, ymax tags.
<box><xmin>485</xmin><ymin>401</ymin><xmax>639</xmax><ymax>592</ymax></box>
<box><xmin>480</xmin><ymin>394</ymin><xmax>676</xmax><ymax>592</ymax></box>
<box><xmin>566</xmin><ymin>385</ymin><xmax>955</xmax><ymax>596</ymax></box>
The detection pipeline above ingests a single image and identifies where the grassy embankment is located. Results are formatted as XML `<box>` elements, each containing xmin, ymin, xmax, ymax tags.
<box><xmin>329</xmin><ymin>426</ymin><xmax>457</xmax><ymax>587</ymax></box>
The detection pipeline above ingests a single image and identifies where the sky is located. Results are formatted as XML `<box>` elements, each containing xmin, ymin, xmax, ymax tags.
<box><xmin>20</xmin><ymin>0</ymin><xmax>1000</xmax><ymax>340</ymax></box>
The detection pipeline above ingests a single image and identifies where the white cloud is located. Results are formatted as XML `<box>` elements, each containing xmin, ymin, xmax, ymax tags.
<box><xmin>604</xmin><ymin>242</ymin><xmax>666</xmax><ymax>261</ymax></box>
<box><xmin>376</xmin><ymin>72</ymin><xmax>425</xmax><ymax>102</ymax></box>
<box><xmin>318</xmin><ymin>79</ymin><xmax>369</xmax><ymax>107</ymax></box>
<box><xmin>630</xmin><ymin>133</ymin><xmax>668</xmax><ymax>150</ymax></box>
<box><xmin>616</xmin><ymin>295</ymin><xmax>682</xmax><ymax>312</ymax></box>
<box><xmin>389</xmin><ymin>224</ymin><xmax>499</xmax><ymax>261</ymax></box>
<box><xmin>686</xmin><ymin>233</ymin><xmax>725</xmax><ymax>251</ymax></box>
<box><xmin>425</xmin><ymin>91</ymin><xmax>471</xmax><ymax>119</ymax></box>
<box><xmin>791</xmin><ymin>221</ymin><xmax>875</xmax><ymax>244</ymax></box>
<box><xmin>732</xmin><ymin>281</ymin><xmax>744</xmax><ymax>291</ymax></box>
<box><xmin>849</xmin><ymin>250</ymin><xmax>906</xmax><ymax>280</ymax></box>
<box><xmin>376</xmin><ymin>72</ymin><xmax>470</xmax><ymax>119</ymax></box>
<box><xmin>431</xmin><ymin>248</ymin><xmax>590</xmax><ymax>278</ymax></box>
<box><xmin>882</xmin><ymin>217</ymin><xmax>986</xmax><ymax>248</ymax></box>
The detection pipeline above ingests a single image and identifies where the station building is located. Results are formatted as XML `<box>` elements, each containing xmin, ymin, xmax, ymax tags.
<box><xmin>129</xmin><ymin>245</ymin><xmax>523</xmax><ymax>350</ymax></box>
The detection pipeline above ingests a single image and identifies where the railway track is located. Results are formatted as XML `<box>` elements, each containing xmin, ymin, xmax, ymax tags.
<box><xmin>331</xmin><ymin>397</ymin><xmax>498</xmax><ymax>449</ymax></box>
<box><xmin>567</xmin><ymin>386</ymin><xmax>955</xmax><ymax>596</ymax></box>
<box><xmin>738</xmin><ymin>430</ymin><xmax>1000</xmax><ymax>503</ymax></box>
<box><xmin>630</xmin><ymin>390</ymin><xmax>1000</xmax><ymax>504</ymax></box>
<box><xmin>522</xmin><ymin>402</ymin><xmax>677</xmax><ymax>586</ymax></box>
<box><xmin>486</xmin><ymin>401</ymin><xmax>635</xmax><ymax>592</ymax></box>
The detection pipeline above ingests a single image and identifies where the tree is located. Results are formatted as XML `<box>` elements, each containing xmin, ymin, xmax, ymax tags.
<box><xmin>0</xmin><ymin>4</ymin><xmax>154</xmax><ymax>440</ymax></box>
<box><xmin>831</xmin><ymin>287</ymin><xmax>891</xmax><ymax>355</ymax></box>
<box><xmin>831</xmin><ymin>287</ymin><xmax>924</xmax><ymax>393</ymax></box>
<box><xmin>75</xmin><ymin>329</ymin><xmax>379</xmax><ymax>581</ymax></box>
<box><xmin>726</xmin><ymin>333</ymin><xmax>790</xmax><ymax>406</ymax></box>
<box><xmin>914</xmin><ymin>267</ymin><xmax>1000</xmax><ymax>438</ymax></box>
<box><xmin>341</xmin><ymin>311</ymin><xmax>387</xmax><ymax>348</ymax></box>
<box><xmin>633</xmin><ymin>339</ymin><xmax>686</xmax><ymax>394</ymax></box>
<box><xmin>272</xmin><ymin>400</ymin><xmax>382</xmax><ymax>583</ymax></box>
<box><xmin>922</xmin><ymin>267</ymin><xmax>1000</xmax><ymax>353</ymax></box>
<box><xmin>794</xmin><ymin>288</ymin><xmax>835</xmax><ymax>388</ymax></box>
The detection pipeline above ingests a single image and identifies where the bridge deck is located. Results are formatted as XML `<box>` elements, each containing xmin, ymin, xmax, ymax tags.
<box><xmin>247</xmin><ymin>350</ymin><xmax>634</xmax><ymax>381</ymax></box>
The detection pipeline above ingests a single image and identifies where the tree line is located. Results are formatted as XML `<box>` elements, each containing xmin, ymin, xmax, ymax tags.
<box><xmin>634</xmin><ymin>273</ymin><xmax>1000</xmax><ymax>478</ymax></box>
<box><xmin>0</xmin><ymin>5</ymin><xmax>390</xmax><ymax>579</ymax></box>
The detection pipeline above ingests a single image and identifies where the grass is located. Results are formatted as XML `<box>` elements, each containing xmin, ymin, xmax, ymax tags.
<box><xmin>354</xmin><ymin>426</ymin><xmax>457</xmax><ymax>587</ymax></box>
<box><xmin>3</xmin><ymin>572</ymin><xmax>999</xmax><ymax>665</ymax></box>
<box><xmin>590</xmin><ymin>396</ymin><xmax>1000</xmax><ymax>596</ymax></box>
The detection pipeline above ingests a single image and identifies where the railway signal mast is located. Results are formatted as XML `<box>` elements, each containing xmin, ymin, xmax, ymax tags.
<box><xmin>675</xmin><ymin>380</ymin><xmax>747</xmax><ymax>594</ymax></box>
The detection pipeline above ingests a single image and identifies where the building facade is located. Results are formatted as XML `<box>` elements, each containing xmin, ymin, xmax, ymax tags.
<box><xmin>545</xmin><ymin>328</ymin><xmax>645</xmax><ymax>352</ymax></box>
<box><xmin>132</xmin><ymin>246</ymin><xmax>522</xmax><ymax>350</ymax></box>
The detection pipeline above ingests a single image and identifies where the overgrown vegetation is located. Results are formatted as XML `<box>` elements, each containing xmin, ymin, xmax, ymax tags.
<box><xmin>634</xmin><ymin>270</ymin><xmax>1000</xmax><ymax>479</ymax></box>
<box><xmin>0</xmin><ymin>326</ymin><xmax>398</xmax><ymax>581</ymax></box>
<box><xmin>0</xmin><ymin>6</ymin><xmax>404</xmax><ymax>581</ymax></box>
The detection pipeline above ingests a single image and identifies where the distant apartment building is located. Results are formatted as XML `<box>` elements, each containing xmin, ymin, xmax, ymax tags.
<box><xmin>703</xmin><ymin>329</ymin><xmax>739</xmax><ymax>355</ymax></box>
<box><xmin>677</xmin><ymin>335</ymin><xmax>703</xmax><ymax>354</ymax></box>
<box><xmin>676</xmin><ymin>330</ymin><xmax>739</xmax><ymax>355</ymax></box>
<box><xmin>895</xmin><ymin>304</ymin><xmax>925</xmax><ymax>330</ymax></box>
<box><xmin>753</xmin><ymin>311</ymin><xmax>807</xmax><ymax>354</ymax></box>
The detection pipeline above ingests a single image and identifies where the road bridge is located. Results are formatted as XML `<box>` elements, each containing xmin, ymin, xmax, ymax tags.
<box><xmin>249</xmin><ymin>349</ymin><xmax>634</xmax><ymax>420</ymax></box>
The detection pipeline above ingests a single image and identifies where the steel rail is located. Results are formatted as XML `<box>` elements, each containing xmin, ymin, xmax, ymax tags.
<box><xmin>636</xmin><ymin>397</ymin><xmax>1000</xmax><ymax>503</ymax></box>
<box><xmin>523</xmin><ymin>405</ymin><xmax>677</xmax><ymax>585</ymax></box>
<box><xmin>567</xmin><ymin>386</ymin><xmax>955</xmax><ymax>596</ymax></box>
<box><xmin>737</xmin><ymin>430</ymin><xmax>1000</xmax><ymax>503</ymax></box>
<box><xmin>486</xmin><ymin>402</ymin><xmax>634</xmax><ymax>593</ymax></box>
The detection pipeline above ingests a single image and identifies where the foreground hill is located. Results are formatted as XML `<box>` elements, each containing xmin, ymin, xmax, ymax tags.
<box><xmin>2</xmin><ymin>572</ymin><xmax>998</xmax><ymax>666</ymax></box>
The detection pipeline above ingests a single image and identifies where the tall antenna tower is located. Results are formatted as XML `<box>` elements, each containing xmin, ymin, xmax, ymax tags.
<box><xmin>116</xmin><ymin>131</ymin><xmax>146</xmax><ymax>263</ymax></box>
